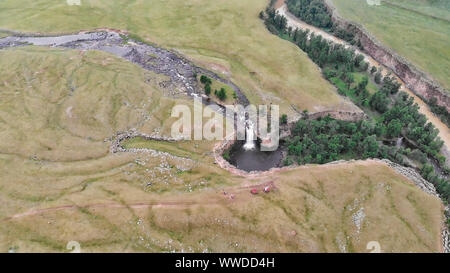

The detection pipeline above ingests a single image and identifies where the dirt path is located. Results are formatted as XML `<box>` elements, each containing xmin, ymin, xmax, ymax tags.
<box><xmin>3</xmin><ymin>179</ymin><xmax>279</xmax><ymax>221</ymax></box>
<box><xmin>3</xmin><ymin>202</ymin><xmax>199</xmax><ymax>220</ymax></box>
<box><xmin>277</xmin><ymin>3</ymin><xmax>450</xmax><ymax>154</ymax></box>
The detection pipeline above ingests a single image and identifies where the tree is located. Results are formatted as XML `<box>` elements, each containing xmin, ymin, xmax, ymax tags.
<box><xmin>215</xmin><ymin>88</ymin><xmax>227</xmax><ymax>101</ymax></box>
<box><xmin>360</xmin><ymin>61</ymin><xmax>369</xmax><ymax>72</ymax></box>
<box><xmin>286</xmin><ymin>0</ymin><xmax>333</xmax><ymax>28</ymax></box>
<box><xmin>259</xmin><ymin>11</ymin><xmax>265</xmax><ymax>20</ymax></box>
<box><xmin>204</xmin><ymin>83</ymin><xmax>211</xmax><ymax>95</ymax></box>
<box><xmin>356</xmin><ymin>39</ymin><xmax>362</xmax><ymax>49</ymax></box>
<box><xmin>420</xmin><ymin>163</ymin><xmax>434</xmax><ymax>179</ymax></box>
<box><xmin>369</xmin><ymin>91</ymin><xmax>389</xmax><ymax>113</ymax></box>
<box><xmin>381</xmin><ymin>75</ymin><xmax>401</xmax><ymax>94</ymax></box>
<box><xmin>374</xmin><ymin>122</ymin><xmax>386</xmax><ymax>136</ymax></box>
<box><xmin>354</xmin><ymin>54</ymin><xmax>364</xmax><ymax>68</ymax></box>
<box><xmin>374</xmin><ymin>70</ymin><xmax>382</xmax><ymax>84</ymax></box>
<box><xmin>356</xmin><ymin>76</ymin><xmax>368</xmax><ymax>95</ymax></box>
<box><xmin>281</xmin><ymin>114</ymin><xmax>288</xmax><ymax>125</ymax></box>
<box><xmin>340</xmin><ymin>72</ymin><xmax>354</xmax><ymax>89</ymax></box>
<box><xmin>361</xmin><ymin>135</ymin><xmax>379</xmax><ymax>158</ymax></box>
<box><xmin>386</xmin><ymin>119</ymin><xmax>402</xmax><ymax>138</ymax></box>
<box><xmin>200</xmin><ymin>75</ymin><xmax>212</xmax><ymax>85</ymax></box>
<box><xmin>370</xmin><ymin>66</ymin><xmax>377</xmax><ymax>74</ymax></box>
<box><xmin>293</xmin><ymin>28</ymin><xmax>299</xmax><ymax>41</ymax></box>
<box><xmin>410</xmin><ymin>149</ymin><xmax>427</xmax><ymax>164</ymax></box>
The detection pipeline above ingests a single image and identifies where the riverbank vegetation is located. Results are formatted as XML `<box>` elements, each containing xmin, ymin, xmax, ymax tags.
<box><xmin>286</xmin><ymin>0</ymin><xmax>357</xmax><ymax>44</ymax></box>
<box><xmin>0</xmin><ymin>1</ymin><xmax>445</xmax><ymax>252</ymax></box>
<box><xmin>428</xmin><ymin>97</ymin><xmax>450</xmax><ymax>127</ymax></box>
<box><xmin>286</xmin><ymin>0</ymin><xmax>332</xmax><ymax>29</ymax></box>
<box><xmin>284</xmin><ymin>0</ymin><xmax>450</xmax><ymax>129</ymax></box>
<box><xmin>263</xmin><ymin>7</ymin><xmax>450</xmax><ymax>203</ymax></box>
<box><xmin>199</xmin><ymin>75</ymin><xmax>228</xmax><ymax>102</ymax></box>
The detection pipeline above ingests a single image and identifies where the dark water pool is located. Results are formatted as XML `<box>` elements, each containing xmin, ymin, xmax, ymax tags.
<box><xmin>227</xmin><ymin>141</ymin><xmax>283</xmax><ymax>172</ymax></box>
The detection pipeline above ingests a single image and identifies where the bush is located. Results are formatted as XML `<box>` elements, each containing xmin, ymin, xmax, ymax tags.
<box><xmin>200</xmin><ymin>75</ymin><xmax>212</xmax><ymax>85</ymax></box>
<box><xmin>222</xmin><ymin>151</ymin><xmax>230</xmax><ymax>161</ymax></box>
<box><xmin>204</xmin><ymin>83</ymin><xmax>211</xmax><ymax>95</ymax></box>
<box><xmin>410</xmin><ymin>149</ymin><xmax>427</xmax><ymax>164</ymax></box>
<box><xmin>215</xmin><ymin>88</ymin><xmax>227</xmax><ymax>101</ymax></box>
<box><xmin>323</xmin><ymin>68</ymin><xmax>337</xmax><ymax>79</ymax></box>
<box><xmin>374</xmin><ymin>70</ymin><xmax>382</xmax><ymax>84</ymax></box>
<box><xmin>283</xmin><ymin>157</ymin><xmax>294</xmax><ymax>166</ymax></box>
<box><xmin>281</xmin><ymin>114</ymin><xmax>288</xmax><ymax>125</ymax></box>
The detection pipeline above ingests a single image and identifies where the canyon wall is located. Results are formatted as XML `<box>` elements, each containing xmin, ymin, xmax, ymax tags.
<box><xmin>323</xmin><ymin>0</ymin><xmax>450</xmax><ymax>112</ymax></box>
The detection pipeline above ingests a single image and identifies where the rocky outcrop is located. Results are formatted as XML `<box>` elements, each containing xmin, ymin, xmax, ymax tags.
<box><xmin>379</xmin><ymin>158</ymin><xmax>449</xmax><ymax>253</ymax></box>
<box><xmin>109</xmin><ymin>128</ymin><xmax>182</xmax><ymax>154</ymax></box>
<box><xmin>380</xmin><ymin>159</ymin><xmax>438</xmax><ymax>196</ymax></box>
<box><xmin>443</xmin><ymin>206</ymin><xmax>450</xmax><ymax>253</ymax></box>
<box><xmin>323</xmin><ymin>0</ymin><xmax>450</xmax><ymax>111</ymax></box>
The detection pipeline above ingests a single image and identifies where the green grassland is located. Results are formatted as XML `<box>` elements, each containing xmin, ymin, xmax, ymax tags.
<box><xmin>330</xmin><ymin>0</ymin><xmax>450</xmax><ymax>91</ymax></box>
<box><xmin>383</xmin><ymin>0</ymin><xmax>450</xmax><ymax>21</ymax></box>
<box><xmin>0</xmin><ymin>0</ymin><xmax>361</xmax><ymax>114</ymax></box>
<box><xmin>0</xmin><ymin>46</ymin><xmax>444</xmax><ymax>253</ymax></box>
<box><xmin>0</xmin><ymin>1</ymin><xmax>445</xmax><ymax>252</ymax></box>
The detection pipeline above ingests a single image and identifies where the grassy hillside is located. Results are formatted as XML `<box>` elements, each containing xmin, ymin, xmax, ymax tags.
<box><xmin>383</xmin><ymin>0</ymin><xmax>450</xmax><ymax>21</ymax></box>
<box><xmin>330</xmin><ymin>0</ymin><xmax>450</xmax><ymax>91</ymax></box>
<box><xmin>0</xmin><ymin>46</ymin><xmax>443</xmax><ymax>252</ymax></box>
<box><xmin>0</xmin><ymin>1</ymin><xmax>445</xmax><ymax>252</ymax></box>
<box><xmin>0</xmin><ymin>0</ymin><xmax>359</xmax><ymax>114</ymax></box>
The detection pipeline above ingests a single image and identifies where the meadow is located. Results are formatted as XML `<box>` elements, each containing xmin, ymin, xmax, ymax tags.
<box><xmin>0</xmin><ymin>0</ymin><xmax>359</xmax><ymax>114</ymax></box>
<box><xmin>329</xmin><ymin>0</ymin><xmax>450</xmax><ymax>91</ymax></box>
<box><xmin>0</xmin><ymin>45</ymin><xmax>443</xmax><ymax>253</ymax></box>
<box><xmin>0</xmin><ymin>1</ymin><xmax>445</xmax><ymax>252</ymax></box>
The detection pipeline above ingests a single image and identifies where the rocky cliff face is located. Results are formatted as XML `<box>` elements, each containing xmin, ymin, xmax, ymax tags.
<box><xmin>323</xmin><ymin>0</ymin><xmax>450</xmax><ymax>112</ymax></box>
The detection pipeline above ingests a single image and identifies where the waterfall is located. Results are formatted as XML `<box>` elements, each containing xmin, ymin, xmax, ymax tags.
<box><xmin>396</xmin><ymin>137</ymin><xmax>403</xmax><ymax>148</ymax></box>
<box><xmin>243</xmin><ymin>122</ymin><xmax>256</xmax><ymax>151</ymax></box>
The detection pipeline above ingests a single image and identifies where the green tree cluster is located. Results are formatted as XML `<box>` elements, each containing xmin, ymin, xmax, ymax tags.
<box><xmin>214</xmin><ymin>88</ymin><xmax>227</xmax><ymax>101</ymax></box>
<box><xmin>262</xmin><ymin>5</ymin><xmax>450</xmax><ymax>202</ymax></box>
<box><xmin>200</xmin><ymin>75</ymin><xmax>212</xmax><ymax>95</ymax></box>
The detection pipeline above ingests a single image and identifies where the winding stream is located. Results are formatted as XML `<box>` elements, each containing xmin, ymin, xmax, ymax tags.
<box><xmin>0</xmin><ymin>30</ymin><xmax>286</xmax><ymax>171</ymax></box>
<box><xmin>0</xmin><ymin>30</ymin><xmax>249</xmax><ymax>108</ymax></box>
<box><xmin>0</xmin><ymin>27</ymin><xmax>448</xmax><ymax>173</ymax></box>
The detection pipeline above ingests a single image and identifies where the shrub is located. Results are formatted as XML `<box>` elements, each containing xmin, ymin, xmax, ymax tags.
<box><xmin>216</xmin><ymin>88</ymin><xmax>227</xmax><ymax>101</ymax></box>
<box><xmin>281</xmin><ymin>114</ymin><xmax>288</xmax><ymax>125</ymax></box>
<box><xmin>200</xmin><ymin>75</ymin><xmax>212</xmax><ymax>85</ymax></box>
<box><xmin>370</xmin><ymin>66</ymin><xmax>377</xmax><ymax>74</ymax></box>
